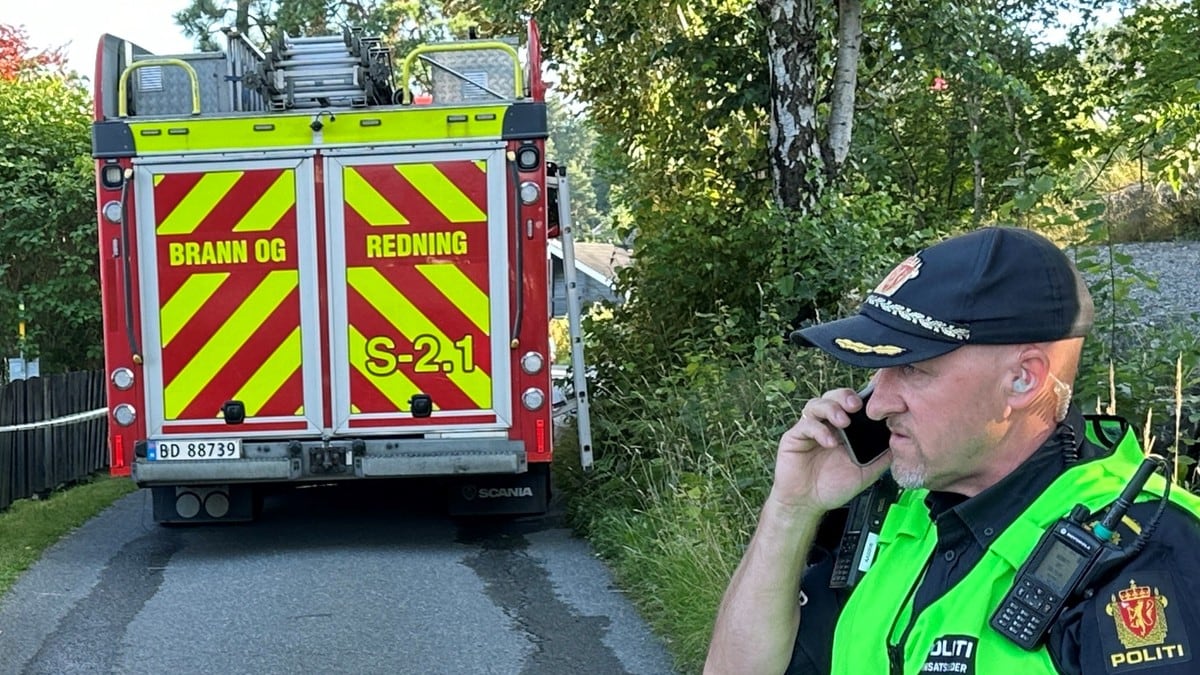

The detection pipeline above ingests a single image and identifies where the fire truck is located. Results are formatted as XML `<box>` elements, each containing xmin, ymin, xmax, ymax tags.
<box><xmin>90</xmin><ymin>21</ymin><xmax>592</xmax><ymax>523</ymax></box>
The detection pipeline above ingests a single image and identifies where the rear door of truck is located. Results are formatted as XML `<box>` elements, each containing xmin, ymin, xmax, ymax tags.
<box><xmin>134</xmin><ymin>155</ymin><xmax>324</xmax><ymax>445</ymax></box>
<box><xmin>323</xmin><ymin>146</ymin><xmax>512</xmax><ymax>434</ymax></box>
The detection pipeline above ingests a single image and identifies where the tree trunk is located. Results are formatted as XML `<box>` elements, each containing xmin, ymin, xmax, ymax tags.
<box><xmin>969</xmin><ymin>97</ymin><xmax>984</xmax><ymax>225</ymax></box>
<box><xmin>759</xmin><ymin>0</ymin><xmax>824</xmax><ymax>212</ymax></box>
<box><xmin>236</xmin><ymin>0</ymin><xmax>252</xmax><ymax>36</ymax></box>
<box><xmin>828</xmin><ymin>0</ymin><xmax>863</xmax><ymax>171</ymax></box>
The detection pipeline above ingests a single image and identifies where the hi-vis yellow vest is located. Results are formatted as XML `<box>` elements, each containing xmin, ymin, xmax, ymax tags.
<box><xmin>830</xmin><ymin>418</ymin><xmax>1200</xmax><ymax>674</ymax></box>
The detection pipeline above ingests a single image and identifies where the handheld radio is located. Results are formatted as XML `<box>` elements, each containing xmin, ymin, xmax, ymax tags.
<box><xmin>830</xmin><ymin>474</ymin><xmax>899</xmax><ymax>589</ymax></box>
<box><xmin>990</xmin><ymin>456</ymin><xmax>1167</xmax><ymax>649</ymax></box>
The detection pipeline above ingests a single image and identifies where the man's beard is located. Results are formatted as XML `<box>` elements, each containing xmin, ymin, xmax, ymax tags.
<box><xmin>891</xmin><ymin>458</ymin><xmax>928</xmax><ymax>489</ymax></box>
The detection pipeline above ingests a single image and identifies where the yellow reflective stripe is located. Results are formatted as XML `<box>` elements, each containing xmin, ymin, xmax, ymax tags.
<box><xmin>474</xmin><ymin>160</ymin><xmax>486</xmax><ymax>172</ymax></box>
<box><xmin>154</xmin><ymin>174</ymin><xmax>165</xmax><ymax>187</ymax></box>
<box><xmin>344</xmin><ymin>166</ymin><xmax>409</xmax><ymax>226</ymax></box>
<box><xmin>347</xmin><ymin>325</ymin><xmax>427</xmax><ymax>412</ymax></box>
<box><xmin>127</xmin><ymin>106</ymin><xmax>511</xmax><ymax>154</ymax></box>
<box><xmin>159</xmin><ymin>272</ymin><xmax>228</xmax><ymax>348</ymax></box>
<box><xmin>231</xmin><ymin>327</ymin><xmax>302</xmax><ymax>416</ymax></box>
<box><xmin>157</xmin><ymin>171</ymin><xmax>242</xmax><ymax>236</ymax></box>
<box><xmin>163</xmin><ymin>270</ymin><xmax>298</xmax><ymax>419</ymax></box>
<box><xmin>130</xmin><ymin>118</ymin><xmax>313</xmax><ymax>153</ymax></box>
<box><xmin>348</xmin><ymin>266</ymin><xmax>491</xmax><ymax>408</ymax></box>
<box><xmin>233</xmin><ymin>170</ymin><xmax>294</xmax><ymax>232</ymax></box>
<box><xmin>395</xmin><ymin>163</ymin><xmax>486</xmax><ymax>223</ymax></box>
<box><xmin>416</xmin><ymin>263</ymin><xmax>489</xmax><ymax>333</ymax></box>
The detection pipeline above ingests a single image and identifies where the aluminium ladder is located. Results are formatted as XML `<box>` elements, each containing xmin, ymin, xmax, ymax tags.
<box><xmin>246</xmin><ymin>29</ymin><xmax>395</xmax><ymax>109</ymax></box>
<box><xmin>554</xmin><ymin>167</ymin><xmax>595</xmax><ymax>472</ymax></box>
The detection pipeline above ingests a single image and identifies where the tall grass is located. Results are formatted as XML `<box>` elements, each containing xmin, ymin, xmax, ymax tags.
<box><xmin>557</xmin><ymin>347</ymin><xmax>853</xmax><ymax>672</ymax></box>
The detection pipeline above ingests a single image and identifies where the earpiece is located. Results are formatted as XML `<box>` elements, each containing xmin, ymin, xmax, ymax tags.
<box><xmin>1013</xmin><ymin>371</ymin><xmax>1032</xmax><ymax>393</ymax></box>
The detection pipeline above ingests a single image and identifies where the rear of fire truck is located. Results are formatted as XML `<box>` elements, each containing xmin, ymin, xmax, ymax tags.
<box><xmin>90</xmin><ymin>22</ymin><xmax>591</xmax><ymax>523</ymax></box>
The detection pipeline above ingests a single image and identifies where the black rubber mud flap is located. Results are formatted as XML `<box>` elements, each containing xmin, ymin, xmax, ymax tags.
<box><xmin>447</xmin><ymin>463</ymin><xmax>551</xmax><ymax>517</ymax></box>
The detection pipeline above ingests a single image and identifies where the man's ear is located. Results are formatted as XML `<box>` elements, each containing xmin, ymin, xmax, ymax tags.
<box><xmin>1009</xmin><ymin>347</ymin><xmax>1050</xmax><ymax>400</ymax></box>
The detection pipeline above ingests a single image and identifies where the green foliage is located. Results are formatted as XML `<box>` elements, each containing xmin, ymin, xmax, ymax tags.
<box><xmin>546</xmin><ymin>92</ymin><xmax>613</xmax><ymax>241</ymax></box>
<box><xmin>1076</xmin><ymin>316</ymin><xmax>1200</xmax><ymax>478</ymax></box>
<box><xmin>556</xmin><ymin>339</ymin><xmax>853</xmax><ymax>671</ymax></box>
<box><xmin>588</xmin><ymin>181</ymin><xmax>928</xmax><ymax>403</ymax></box>
<box><xmin>175</xmin><ymin>0</ymin><xmax>489</xmax><ymax>52</ymax></box>
<box><xmin>854</xmin><ymin>1</ymin><xmax>1108</xmax><ymax>231</ymax></box>
<box><xmin>1077</xmin><ymin>1</ymin><xmax>1200</xmax><ymax>192</ymax></box>
<box><xmin>0</xmin><ymin>68</ymin><xmax>101</xmax><ymax>373</ymax></box>
<box><xmin>1051</xmin><ymin>1</ymin><xmax>1200</xmax><ymax>241</ymax></box>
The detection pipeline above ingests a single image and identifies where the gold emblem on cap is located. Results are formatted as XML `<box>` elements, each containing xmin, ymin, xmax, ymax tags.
<box><xmin>834</xmin><ymin>338</ymin><xmax>906</xmax><ymax>356</ymax></box>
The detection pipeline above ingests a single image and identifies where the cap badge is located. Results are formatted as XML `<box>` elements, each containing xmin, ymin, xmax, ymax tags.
<box><xmin>874</xmin><ymin>255</ymin><xmax>922</xmax><ymax>297</ymax></box>
<box><xmin>834</xmin><ymin>338</ymin><xmax>907</xmax><ymax>356</ymax></box>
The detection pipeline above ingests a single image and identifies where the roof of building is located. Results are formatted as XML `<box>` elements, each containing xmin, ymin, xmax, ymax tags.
<box><xmin>547</xmin><ymin>241</ymin><xmax>632</xmax><ymax>285</ymax></box>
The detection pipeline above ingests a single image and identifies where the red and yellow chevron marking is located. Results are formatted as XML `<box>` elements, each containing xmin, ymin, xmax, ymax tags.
<box><xmin>155</xmin><ymin>168</ymin><xmax>296</xmax><ymax>236</ymax></box>
<box><xmin>340</xmin><ymin>160</ymin><xmax>493</xmax><ymax>416</ymax></box>
<box><xmin>343</xmin><ymin>161</ymin><xmax>488</xmax><ymax>227</ymax></box>
<box><xmin>152</xmin><ymin>167</ymin><xmax>305</xmax><ymax>422</ymax></box>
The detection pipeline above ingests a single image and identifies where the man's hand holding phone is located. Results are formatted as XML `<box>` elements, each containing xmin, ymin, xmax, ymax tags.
<box><xmin>770</xmin><ymin>384</ymin><xmax>893</xmax><ymax>515</ymax></box>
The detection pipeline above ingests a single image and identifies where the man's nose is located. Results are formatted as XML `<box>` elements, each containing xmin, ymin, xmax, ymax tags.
<box><xmin>866</xmin><ymin>369</ymin><xmax>903</xmax><ymax>420</ymax></box>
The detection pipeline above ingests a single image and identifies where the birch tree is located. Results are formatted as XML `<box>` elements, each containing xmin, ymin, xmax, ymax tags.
<box><xmin>760</xmin><ymin>0</ymin><xmax>863</xmax><ymax>211</ymax></box>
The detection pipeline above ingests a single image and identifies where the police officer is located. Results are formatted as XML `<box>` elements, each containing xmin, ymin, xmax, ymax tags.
<box><xmin>705</xmin><ymin>227</ymin><xmax>1200</xmax><ymax>674</ymax></box>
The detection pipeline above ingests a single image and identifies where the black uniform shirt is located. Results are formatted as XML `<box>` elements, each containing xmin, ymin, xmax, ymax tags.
<box><xmin>785</xmin><ymin>411</ymin><xmax>1200</xmax><ymax>674</ymax></box>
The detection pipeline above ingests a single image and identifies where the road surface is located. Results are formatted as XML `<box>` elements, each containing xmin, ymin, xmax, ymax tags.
<box><xmin>0</xmin><ymin>482</ymin><xmax>675</xmax><ymax>675</ymax></box>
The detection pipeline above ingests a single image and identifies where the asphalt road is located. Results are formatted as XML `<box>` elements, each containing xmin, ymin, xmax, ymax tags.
<box><xmin>0</xmin><ymin>482</ymin><xmax>676</xmax><ymax>675</ymax></box>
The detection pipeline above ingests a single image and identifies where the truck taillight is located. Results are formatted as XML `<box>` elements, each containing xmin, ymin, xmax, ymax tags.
<box><xmin>520</xmin><ymin>352</ymin><xmax>544</xmax><ymax>375</ymax></box>
<box><xmin>519</xmin><ymin>181</ymin><xmax>540</xmax><ymax>204</ymax></box>
<box><xmin>113</xmin><ymin>434</ymin><xmax>125</xmax><ymax>468</ymax></box>
<box><xmin>102</xmin><ymin>200</ymin><xmax>123</xmax><ymax>223</ymax></box>
<box><xmin>112</xmin><ymin>404</ymin><xmax>137</xmax><ymax>426</ymax></box>
<box><xmin>521</xmin><ymin>388</ymin><xmax>545</xmax><ymax>410</ymax></box>
<box><xmin>111</xmin><ymin>367</ymin><xmax>135</xmax><ymax>390</ymax></box>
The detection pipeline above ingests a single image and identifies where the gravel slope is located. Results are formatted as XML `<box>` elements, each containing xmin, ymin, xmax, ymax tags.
<box><xmin>1075</xmin><ymin>240</ymin><xmax>1200</xmax><ymax>328</ymax></box>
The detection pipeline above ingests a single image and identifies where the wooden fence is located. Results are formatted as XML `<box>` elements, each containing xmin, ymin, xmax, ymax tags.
<box><xmin>0</xmin><ymin>371</ymin><xmax>108</xmax><ymax>512</ymax></box>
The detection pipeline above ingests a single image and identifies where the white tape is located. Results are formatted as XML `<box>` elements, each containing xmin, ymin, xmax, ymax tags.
<box><xmin>0</xmin><ymin>408</ymin><xmax>108</xmax><ymax>434</ymax></box>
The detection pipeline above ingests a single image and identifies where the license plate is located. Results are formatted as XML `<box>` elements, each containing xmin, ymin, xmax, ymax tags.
<box><xmin>148</xmin><ymin>439</ymin><xmax>242</xmax><ymax>461</ymax></box>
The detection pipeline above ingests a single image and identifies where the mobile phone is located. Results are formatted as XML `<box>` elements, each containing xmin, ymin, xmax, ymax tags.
<box><xmin>838</xmin><ymin>383</ymin><xmax>891</xmax><ymax>466</ymax></box>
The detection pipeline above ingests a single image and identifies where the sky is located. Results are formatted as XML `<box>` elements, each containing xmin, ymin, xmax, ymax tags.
<box><xmin>5</xmin><ymin>0</ymin><xmax>196</xmax><ymax>78</ymax></box>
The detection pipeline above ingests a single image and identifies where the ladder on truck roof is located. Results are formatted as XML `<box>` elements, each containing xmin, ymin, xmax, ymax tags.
<box><xmin>244</xmin><ymin>29</ymin><xmax>396</xmax><ymax>110</ymax></box>
<box><xmin>552</xmin><ymin>167</ymin><xmax>594</xmax><ymax>472</ymax></box>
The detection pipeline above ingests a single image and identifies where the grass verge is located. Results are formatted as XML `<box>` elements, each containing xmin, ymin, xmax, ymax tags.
<box><xmin>553</xmin><ymin>349</ymin><xmax>840</xmax><ymax>672</ymax></box>
<box><xmin>0</xmin><ymin>474</ymin><xmax>136</xmax><ymax>599</ymax></box>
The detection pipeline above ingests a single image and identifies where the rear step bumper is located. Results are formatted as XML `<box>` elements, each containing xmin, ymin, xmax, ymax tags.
<box><xmin>132</xmin><ymin>438</ymin><xmax>527</xmax><ymax>485</ymax></box>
